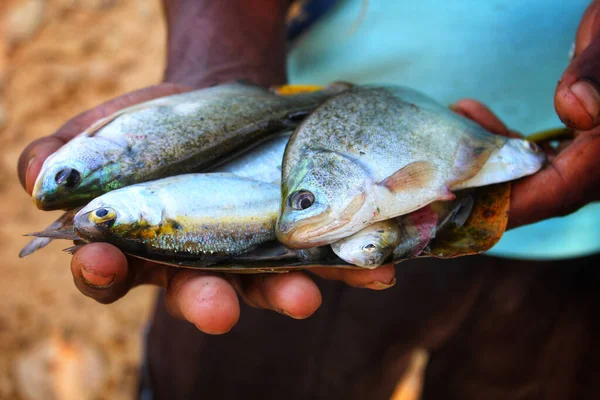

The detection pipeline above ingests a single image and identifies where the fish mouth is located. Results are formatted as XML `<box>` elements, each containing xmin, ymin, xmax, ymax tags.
<box><xmin>277</xmin><ymin>194</ymin><xmax>366</xmax><ymax>248</ymax></box>
<box><xmin>73</xmin><ymin>210</ymin><xmax>113</xmax><ymax>242</ymax></box>
<box><xmin>33</xmin><ymin>191</ymin><xmax>93</xmax><ymax>211</ymax></box>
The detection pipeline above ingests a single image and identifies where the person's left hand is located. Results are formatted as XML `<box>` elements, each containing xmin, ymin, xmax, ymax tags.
<box><xmin>451</xmin><ymin>97</ymin><xmax>599</xmax><ymax>230</ymax></box>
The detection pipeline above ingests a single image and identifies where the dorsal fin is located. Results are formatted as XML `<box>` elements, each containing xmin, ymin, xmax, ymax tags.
<box><xmin>82</xmin><ymin>103</ymin><xmax>155</xmax><ymax>137</ymax></box>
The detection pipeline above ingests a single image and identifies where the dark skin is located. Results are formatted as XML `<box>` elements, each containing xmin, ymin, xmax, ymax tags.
<box><xmin>17</xmin><ymin>0</ymin><xmax>600</xmax><ymax>334</ymax></box>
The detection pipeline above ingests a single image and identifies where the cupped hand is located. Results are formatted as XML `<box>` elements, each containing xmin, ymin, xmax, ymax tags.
<box><xmin>17</xmin><ymin>85</ymin><xmax>397</xmax><ymax>335</ymax></box>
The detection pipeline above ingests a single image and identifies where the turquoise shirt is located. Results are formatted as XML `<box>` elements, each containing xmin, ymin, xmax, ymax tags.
<box><xmin>288</xmin><ymin>0</ymin><xmax>600</xmax><ymax>260</ymax></box>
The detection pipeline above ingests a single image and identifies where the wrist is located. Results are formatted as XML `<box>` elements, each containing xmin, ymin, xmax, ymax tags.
<box><xmin>162</xmin><ymin>0</ymin><xmax>288</xmax><ymax>88</ymax></box>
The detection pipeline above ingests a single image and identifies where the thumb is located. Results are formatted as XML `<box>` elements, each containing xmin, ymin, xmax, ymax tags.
<box><xmin>555</xmin><ymin>0</ymin><xmax>600</xmax><ymax>130</ymax></box>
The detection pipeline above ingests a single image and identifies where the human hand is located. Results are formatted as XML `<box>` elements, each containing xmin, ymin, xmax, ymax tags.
<box><xmin>451</xmin><ymin>98</ymin><xmax>600</xmax><ymax>229</ymax></box>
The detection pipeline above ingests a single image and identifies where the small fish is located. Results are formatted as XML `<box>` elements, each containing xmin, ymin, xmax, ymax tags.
<box><xmin>72</xmin><ymin>173</ymin><xmax>284</xmax><ymax>265</ymax></box>
<box><xmin>33</xmin><ymin>82</ymin><xmax>350</xmax><ymax>211</ymax></box>
<box><xmin>277</xmin><ymin>85</ymin><xmax>545</xmax><ymax>247</ymax></box>
<box><xmin>213</xmin><ymin>132</ymin><xmax>290</xmax><ymax>184</ymax></box>
<box><xmin>330</xmin><ymin>220</ymin><xmax>401</xmax><ymax>268</ymax></box>
<box><xmin>392</xmin><ymin>194</ymin><xmax>474</xmax><ymax>259</ymax></box>
<box><xmin>331</xmin><ymin>194</ymin><xmax>475</xmax><ymax>267</ymax></box>
<box><xmin>20</xmin><ymin>132</ymin><xmax>293</xmax><ymax>257</ymax></box>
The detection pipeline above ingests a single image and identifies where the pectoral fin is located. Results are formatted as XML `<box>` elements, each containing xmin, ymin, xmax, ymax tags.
<box><xmin>380</xmin><ymin>161</ymin><xmax>436</xmax><ymax>192</ymax></box>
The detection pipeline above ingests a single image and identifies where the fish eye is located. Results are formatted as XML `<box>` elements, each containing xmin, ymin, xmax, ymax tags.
<box><xmin>363</xmin><ymin>243</ymin><xmax>377</xmax><ymax>253</ymax></box>
<box><xmin>54</xmin><ymin>168</ymin><xmax>81</xmax><ymax>189</ymax></box>
<box><xmin>289</xmin><ymin>190</ymin><xmax>315</xmax><ymax>210</ymax></box>
<box><xmin>524</xmin><ymin>140</ymin><xmax>540</xmax><ymax>153</ymax></box>
<box><xmin>95</xmin><ymin>208</ymin><xmax>109</xmax><ymax>218</ymax></box>
<box><xmin>89</xmin><ymin>207</ymin><xmax>117</xmax><ymax>227</ymax></box>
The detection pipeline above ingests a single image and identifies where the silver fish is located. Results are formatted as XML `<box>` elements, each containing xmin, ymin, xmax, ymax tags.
<box><xmin>330</xmin><ymin>220</ymin><xmax>401</xmax><ymax>268</ymax></box>
<box><xmin>33</xmin><ymin>82</ymin><xmax>349</xmax><ymax>210</ymax></box>
<box><xmin>73</xmin><ymin>173</ymin><xmax>283</xmax><ymax>265</ymax></box>
<box><xmin>20</xmin><ymin>131</ymin><xmax>293</xmax><ymax>257</ymax></box>
<box><xmin>213</xmin><ymin>132</ymin><xmax>290</xmax><ymax>184</ymax></box>
<box><xmin>277</xmin><ymin>85</ymin><xmax>545</xmax><ymax>247</ymax></box>
<box><xmin>331</xmin><ymin>194</ymin><xmax>475</xmax><ymax>268</ymax></box>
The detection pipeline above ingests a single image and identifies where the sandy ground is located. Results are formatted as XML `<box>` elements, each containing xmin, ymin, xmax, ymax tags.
<box><xmin>0</xmin><ymin>1</ymin><xmax>166</xmax><ymax>398</ymax></box>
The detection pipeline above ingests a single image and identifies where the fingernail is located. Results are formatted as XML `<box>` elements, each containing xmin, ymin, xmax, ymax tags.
<box><xmin>277</xmin><ymin>309</ymin><xmax>303</xmax><ymax>319</ymax></box>
<box><xmin>195</xmin><ymin>325</ymin><xmax>232</xmax><ymax>335</ymax></box>
<box><xmin>25</xmin><ymin>157</ymin><xmax>36</xmax><ymax>193</ymax></box>
<box><xmin>570</xmin><ymin>80</ymin><xmax>600</xmax><ymax>119</ymax></box>
<box><xmin>362</xmin><ymin>277</ymin><xmax>396</xmax><ymax>290</ymax></box>
<box><xmin>81</xmin><ymin>267</ymin><xmax>115</xmax><ymax>288</ymax></box>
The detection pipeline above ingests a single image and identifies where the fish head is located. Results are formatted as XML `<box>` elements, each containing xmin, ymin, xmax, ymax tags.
<box><xmin>277</xmin><ymin>151</ymin><xmax>369</xmax><ymax>248</ymax></box>
<box><xmin>331</xmin><ymin>221</ymin><xmax>401</xmax><ymax>268</ymax></box>
<box><xmin>73</xmin><ymin>186</ymin><xmax>162</xmax><ymax>243</ymax></box>
<box><xmin>32</xmin><ymin>136</ymin><xmax>127</xmax><ymax>210</ymax></box>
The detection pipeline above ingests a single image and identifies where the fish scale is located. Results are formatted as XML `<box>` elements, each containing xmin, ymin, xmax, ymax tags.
<box><xmin>32</xmin><ymin>82</ymin><xmax>350</xmax><ymax>210</ymax></box>
<box><xmin>73</xmin><ymin>173</ymin><xmax>281</xmax><ymax>262</ymax></box>
<box><xmin>278</xmin><ymin>84</ymin><xmax>545</xmax><ymax>247</ymax></box>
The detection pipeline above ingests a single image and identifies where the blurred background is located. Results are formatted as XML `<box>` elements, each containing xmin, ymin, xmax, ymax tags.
<box><xmin>0</xmin><ymin>1</ymin><xmax>167</xmax><ymax>398</ymax></box>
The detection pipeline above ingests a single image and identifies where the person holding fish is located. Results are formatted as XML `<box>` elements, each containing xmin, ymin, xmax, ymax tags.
<box><xmin>17</xmin><ymin>0</ymin><xmax>600</xmax><ymax>398</ymax></box>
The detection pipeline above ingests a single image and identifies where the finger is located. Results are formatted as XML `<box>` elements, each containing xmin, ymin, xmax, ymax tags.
<box><xmin>310</xmin><ymin>265</ymin><xmax>396</xmax><ymax>290</ymax></box>
<box><xmin>17</xmin><ymin>83</ymin><xmax>191</xmax><ymax>192</ymax></box>
<box><xmin>165</xmin><ymin>271</ymin><xmax>240</xmax><ymax>334</ymax></box>
<box><xmin>450</xmin><ymin>99</ymin><xmax>510</xmax><ymax>136</ymax></box>
<box><xmin>555</xmin><ymin>1</ymin><xmax>600</xmax><ymax>130</ymax></box>
<box><xmin>70</xmin><ymin>242</ymin><xmax>180</xmax><ymax>303</ymax></box>
<box><xmin>70</xmin><ymin>242</ymin><xmax>134</xmax><ymax>304</ymax></box>
<box><xmin>556</xmin><ymin>139</ymin><xmax>573</xmax><ymax>154</ymax></box>
<box><xmin>19</xmin><ymin>136</ymin><xmax>66</xmax><ymax>195</ymax></box>
<box><xmin>508</xmin><ymin>130</ymin><xmax>600</xmax><ymax>228</ymax></box>
<box><xmin>573</xmin><ymin>0</ymin><xmax>600</xmax><ymax>55</ymax></box>
<box><xmin>230</xmin><ymin>272</ymin><xmax>322</xmax><ymax>319</ymax></box>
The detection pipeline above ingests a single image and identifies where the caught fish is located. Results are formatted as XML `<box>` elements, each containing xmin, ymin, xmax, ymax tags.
<box><xmin>213</xmin><ymin>132</ymin><xmax>290</xmax><ymax>184</ymax></box>
<box><xmin>20</xmin><ymin>131</ymin><xmax>293</xmax><ymax>257</ymax></box>
<box><xmin>277</xmin><ymin>85</ymin><xmax>545</xmax><ymax>247</ymax></box>
<box><xmin>33</xmin><ymin>82</ymin><xmax>349</xmax><ymax>211</ymax></box>
<box><xmin>392</xmin><ymin>194</ymin><xmax>474</xmax><ymax>259</ymax></box>
<box><xmin>331</xmin><ymin>194</ymin><xmax>474</xmax><ymax>268</ymax></box>
<box><xmin>72</xmin><ymin>173</ymin><xmax>285</xmax><ymax>266</ymax></box>
<box><xmin>330</xmin><ymin>220</ymin><xmax>401</xmax><ymax>268</ymax></box>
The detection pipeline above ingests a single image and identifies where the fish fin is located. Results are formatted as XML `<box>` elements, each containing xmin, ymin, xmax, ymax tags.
<box><xmin>18</xmin><ymin>209</ymin><xmax>80</xmax><ymax>257</ymax></box>
<box><xmin>82</xmin><ymin>103</ymin><xmax>155</xmax><ymax>137</ymax></box>
<box><xmin>437</xmin><ymin>186</ymin><xmax>456</xmax><ymax>201</ymax></box>
<box><xmin>25</xmin><ymin>228</ymin><xmax>79</xmax><ymax>240</ymax></box>
<box><xmin>450</xmin><ymin>195</ymin><xmax>475</xmax><ymax>229</ymax></box>
<box><xmin>379</xmin><ymin>161</ymin><xmax>436</xmax><ymax>192</ymax></box>
<box><xmin>63</xmin><ymin>244</ymin><xmax>85</xmax><ymax>255</ymax></box>
<box><xmin>451</xmin><ymin>136</ymin><xmax>500</xmax><ymax>182</ymax></box>
<box><xmin>407</xmin><ymin>206</ymin><xmax>438</xmax><ymax>254</ymax></box>
<box><xmin>19</xmin><ymin>237</ymin><xmax>53</xmax><ymax>258</ymax></box>
<box><xmin>82</xmin><ymin>113</ymin><xmax>122</xmax><ymax>137</ymax></box>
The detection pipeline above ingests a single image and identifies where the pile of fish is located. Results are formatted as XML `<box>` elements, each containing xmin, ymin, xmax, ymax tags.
<box><xmin>20</xmin><ymin>82</ymin><xmax>546</xmax><ymax>272</ymax></box>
